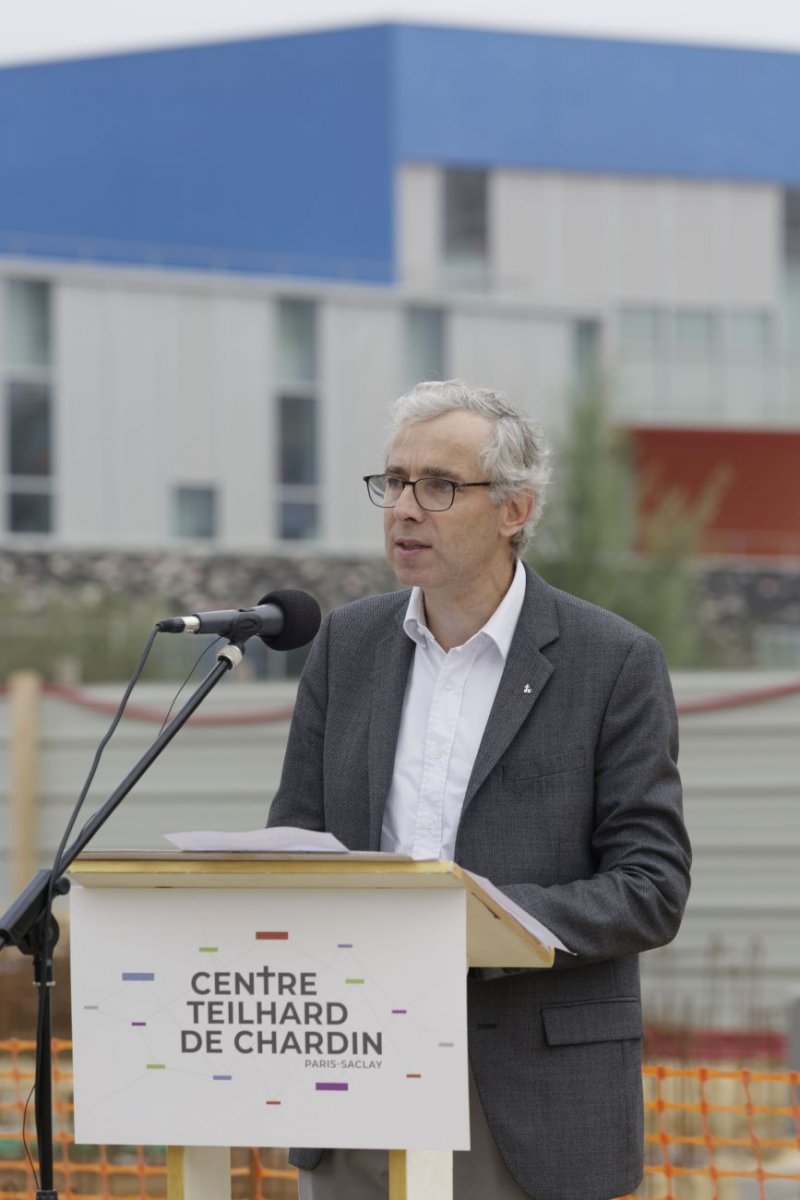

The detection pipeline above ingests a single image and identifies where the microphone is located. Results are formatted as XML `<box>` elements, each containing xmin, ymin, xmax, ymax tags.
<box><xmin>156</xmin><ymin>588</ymin><xmax>321</xmax><ymax>650</ymax></box>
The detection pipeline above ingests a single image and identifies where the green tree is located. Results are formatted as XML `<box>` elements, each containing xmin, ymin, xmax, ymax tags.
<box><xmin>530</xmin><ymin>381</ymin><xmax>730</xmax><ymax>666</ymax></box>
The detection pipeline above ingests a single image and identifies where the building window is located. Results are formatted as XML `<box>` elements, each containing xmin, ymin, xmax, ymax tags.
<box><xmin>406</xmin><ymin>307</ymin><xmax>445</xmax><ymax>384</ymax></box>
<box><xmin>277</xmin><ymin>297</ymin><xmax>316</xmax><ymax>384</ymax></box>
<box><xmin>274</xmin><ymin>299</ymin><xmax>320</xmax><ymax>540</ymax></box>
<box><xmin>173</xmin><ymin>485</ymin><xmax>217</xmax><ymax>539</ymax></box>
<box><xmin>278</xmin><ymin>499</ymin><xmax>318</xmax><ymax>541</ymax></box>
<box><xmin>618</xmin><ymin>307</ymin><xmax>667</xmax><ymax>350</ymax></box>
<box><xmin>617</xmin><ymin>304</ymin><xmax>775</xmax><ymax>422</ymax></box>
<box><xmin>279</xmin><ymin>394</ymin><xmax>317</xmax><ymax>486</ymax></box>
<box><xmin>673</xmin><ymin>309</ymin><xmax>718</xmax><ymax>351</ymax></box>
<box><xmin>573</xmin><ymin>320</ymin><xmax>601</xmax><ymax>391</ymax></box>
<box><xmin>724</xmin><ymin>311</ymin><xmax>772</xmax><ymax>353</ymax></box>
<box><xmin>3</xmin><ymin>278</ymin><xmax>54</xmax><ymax>534</ymax></box>
<box><xmin>6</xmin><ymin>279</ymin><xmax>51</xmax><ymax>368</ymax></box>
<box><xmin>443</xmin><ymin>169</ymin><xmax>488</xmax><ymax>263</ymax></box>
<box><xmin>783</xmin><ymin>190</ymin><xmax>800</xmax><ymax>264</ymax></box>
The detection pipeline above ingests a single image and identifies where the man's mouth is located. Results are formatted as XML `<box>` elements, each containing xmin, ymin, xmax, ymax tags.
<box><xmin>395</xmin><ymin>538</ymin><xmax>430</xmax><ymax>551</ymax></box>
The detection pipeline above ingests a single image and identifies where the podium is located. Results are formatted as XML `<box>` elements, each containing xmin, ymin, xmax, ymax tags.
<box><xmin>68</xmin><ymin>853</ymin><xmax>554</xmax><ymax>1200</ymax></box>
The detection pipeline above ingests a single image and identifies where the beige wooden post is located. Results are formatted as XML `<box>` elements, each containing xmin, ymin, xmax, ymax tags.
<box><xmin>9</xmin><ymin>671</ymin><xmax>40</xmax><ymax>895</ymax></box>
<box><xmin>390</xmin><ymin>1149</ymin><xmax>454</xmax><ymax>1200</ymax></box>
<box><xmin>166</xmin><ymin>1146</ymin><xmax>231</xmax><ymax>1199</ymax></box>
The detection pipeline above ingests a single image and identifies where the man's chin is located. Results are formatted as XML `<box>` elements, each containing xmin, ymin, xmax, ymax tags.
<box><xmin>390</xmin><ymin>555</ymin><xmax>432</xmax><ymax>587</ymax></box>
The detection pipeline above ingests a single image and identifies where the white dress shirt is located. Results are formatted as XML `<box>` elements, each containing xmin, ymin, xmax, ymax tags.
<box><xmin>380</xmin><ymin>557</ymin><xmax>526</xmax><ymax>861</ymax></box>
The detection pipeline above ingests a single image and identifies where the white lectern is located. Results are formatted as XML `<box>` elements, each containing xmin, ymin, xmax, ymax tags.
<box><xmin>68</xmin><ymin>853</ymin><xmax>553</xmax><ymax>1200</ymax></box>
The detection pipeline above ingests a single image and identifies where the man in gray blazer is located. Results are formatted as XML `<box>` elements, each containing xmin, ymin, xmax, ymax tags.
<box><xmin>268</xmin><ymin>380</ymin><xmax>691</xmax><ymax>1200</ymax></box>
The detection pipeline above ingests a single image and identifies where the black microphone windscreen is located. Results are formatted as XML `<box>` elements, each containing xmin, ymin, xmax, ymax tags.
<box><xmin>257</xmin><ymin>589</ymin><xmax>321</xmax><ymax>651</ymax></box>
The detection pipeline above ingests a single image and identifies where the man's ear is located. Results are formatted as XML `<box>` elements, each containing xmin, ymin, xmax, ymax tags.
<box><xmin>500</xmin><ymin>489</ymin><xmax>534</xmax><ymax>542</ymax></box>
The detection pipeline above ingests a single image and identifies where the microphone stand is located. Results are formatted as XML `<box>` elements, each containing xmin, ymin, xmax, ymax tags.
<box><xmin>0</xmin><ymin>640</ymin><xmax>246</xmax><ymax>1199</ymax></box>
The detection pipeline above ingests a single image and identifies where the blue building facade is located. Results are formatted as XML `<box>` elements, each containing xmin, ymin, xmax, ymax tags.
<box><xmin>2</xmin><ymin>23</ymin><xmax>800</xmax><ymax>279</ymax></box>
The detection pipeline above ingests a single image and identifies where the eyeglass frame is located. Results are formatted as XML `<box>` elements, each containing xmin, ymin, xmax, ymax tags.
<box><xmin>363</xmin><ymin>473</ymin><xmax>494</xmax><ymax>512</ymax></box>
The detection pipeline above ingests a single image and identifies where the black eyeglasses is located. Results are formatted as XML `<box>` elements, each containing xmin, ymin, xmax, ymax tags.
<box><xmin>363</xmin><ymin>473</ymin><xmax>493</xmax><ymax>512</ymax></box>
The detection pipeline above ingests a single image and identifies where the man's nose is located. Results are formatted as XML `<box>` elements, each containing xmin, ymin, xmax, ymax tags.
<box><xmin>393</xmin><ymin>481</ymin><xmax>425</xmax><ymax>518</ymax></box>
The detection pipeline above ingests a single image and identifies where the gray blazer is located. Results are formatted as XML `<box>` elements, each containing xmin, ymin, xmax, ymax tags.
<box><xmin>268</xmin><ymin>565</ymin><xmax>691</xmax><ymax>1200</ymax></box>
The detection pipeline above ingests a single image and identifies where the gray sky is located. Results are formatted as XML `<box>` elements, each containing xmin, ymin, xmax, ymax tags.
<box><xmin>3</xmin><ymin>0</ymin><xmax>800</xmax><ymax>65</ymax></box>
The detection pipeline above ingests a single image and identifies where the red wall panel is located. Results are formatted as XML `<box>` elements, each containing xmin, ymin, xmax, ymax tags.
<box><xmin>630</xmin><ymin>428</ymin><xmax>800</xmax><ymax>558</ymax></box>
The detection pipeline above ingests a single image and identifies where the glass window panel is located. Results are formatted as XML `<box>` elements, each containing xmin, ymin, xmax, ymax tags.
<box><xmin>670</xmin><ymin>362</ymin><xmax>719</xmax><ymax>415</ymax></box>
<box><xmin>280</xmin><ymin>500</ymin><xmax>318</xmax><ymax>540</ymax></box>
<box><xmin>277</xmin><ymin>299</ymin><xmax>316</xmax><ymax>384</ymax></box>
<box><xmin>725</xmin><ymin>311</ymin><xmax>772</xmax><ymax>352</ymax></box>
<box><xmin>6</xmin><ymin>280</ymin><xmax>51</xmax><ymax>368</ymax></box>
<box><xmin>618</xmin><ymin>362</ymin><xmax>662</xmax><ymax>420</ymax></box>
<box><xmin>673</xmin><ymin>310</ymin><xmax>717</xmax><ymax>349</ymax></box>
<box><xmin>406</xmin><ymin>307</ymin><xmax>445</xmax><ymax>383</ymax></box>
<box><xmin>618</xmin><ymin>308</ymin><xmax>663</xmax><ymax>349</ymax></box>
<box><xmin>444</xmin><ymin>169</ymin><xmax>488</xmax><ymax>260</ymax></box>
<box><xmin>573</xmin><ymin>319</ymin><xmax>601</xmax><ymax>379</ymax></box>
<box><xmin>279</xmin><ymin>394</ymin><xmax>317</xmax><ymax>485</ymax></box>
<box><xmin>7</xmin><ymin>381</ymin><xmax>51</xmax><ymax>476</ymax></box>
<box><xmin>8</xmin><ymin>491</ymin><xmax>52</xmax><ymax>533</ymax></box>
<box><xmin>173</xmin><ymin>485</ymin><xmax>217</xmax><ymax>539</ymax></box>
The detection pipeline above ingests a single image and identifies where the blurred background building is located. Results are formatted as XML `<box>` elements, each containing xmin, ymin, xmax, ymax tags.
<box><xmin>0</xmin><ymin>25</ymin><xmax>799</xmax><ymax>654</ymax></box>
<box><xmin>1</xmin><ymin>21</ymin><xmax>800</xmax><ymax>1048</ymax></box>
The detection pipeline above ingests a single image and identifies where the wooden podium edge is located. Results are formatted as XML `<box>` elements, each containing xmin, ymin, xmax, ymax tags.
<box><xmin>68</xmin><ymin>854</ymin><xmax>554</xmax><ymax>969</ymax></box>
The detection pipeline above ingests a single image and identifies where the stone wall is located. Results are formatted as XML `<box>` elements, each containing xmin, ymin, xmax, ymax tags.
<box><xmin>0</xmin><ymin>548</ymin><xmax>397</xmax><ymax>616</ymax></box>
<box><xmin>1</xmin><ymin>548</ymin><xmax>799</xmax><ymax>664</ymax></box>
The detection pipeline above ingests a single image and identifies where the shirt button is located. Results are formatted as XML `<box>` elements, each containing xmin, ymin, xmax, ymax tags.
<box><xmin>443</xmin><ymin>679</ymin><xmax>455</xmax><ymax>691</ymax></box>
<box><xmin>431</xmin><ymin>748</ymin><xmax>443</xmax><ymax>760</ymax></box>
<box><xmin>421</xmin><ymin>819</ymin><xmax>433</xmax><ymax>831</ymax></box>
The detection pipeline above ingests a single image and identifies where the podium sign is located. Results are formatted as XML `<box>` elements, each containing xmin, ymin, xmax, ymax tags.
<box><xmin>70</xmin><ymin>884</ymin><xmax>469</xmax><ymax>1150</ymax></box>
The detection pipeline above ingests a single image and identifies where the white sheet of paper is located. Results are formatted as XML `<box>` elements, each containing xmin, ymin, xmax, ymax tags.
<box><xmin>164</xmin><ymin>826</ymin><xmax>349</xmax><ymax>853</ymax></box>
<box><xmin>461</xmin><ymin>869</ymin><xmax>574</xmax><ymax>954</ymax></box>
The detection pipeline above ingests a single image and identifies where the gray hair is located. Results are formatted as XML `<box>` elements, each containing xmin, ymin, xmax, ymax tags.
<box><xmin>388</xmin><ymin>379</ymin><xmax>552</xmax><ymax>552</ymax></box>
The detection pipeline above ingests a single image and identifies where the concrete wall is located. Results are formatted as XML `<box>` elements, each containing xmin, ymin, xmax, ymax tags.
<box><xmin>57</xmin><ymin>282</ymin><xmax>274</xmax><ymax>546</ymax></box>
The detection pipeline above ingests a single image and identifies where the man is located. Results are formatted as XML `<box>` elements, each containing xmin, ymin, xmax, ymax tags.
<box><xmin>268</xmin><ymin>380</ymin><xmax>691</xmax><ymax>1200</ymax></box>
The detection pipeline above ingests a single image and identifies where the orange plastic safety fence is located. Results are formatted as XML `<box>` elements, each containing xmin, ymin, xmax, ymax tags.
<box><xmin>0</xmin><ymin>1040</ymin><xmax>297</xmax><ymax>1198</ymax></box>
<box><xmin>2</xmin><ymin>1043</ymin><xmax>800</xmax><ymax>1199</ymax></box>
<box><xmin>627</xmin><ymin>1064</ymin><xmax>800</xmax><ymax>1200</ymax></box>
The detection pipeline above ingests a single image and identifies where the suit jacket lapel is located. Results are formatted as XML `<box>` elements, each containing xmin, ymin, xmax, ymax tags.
<box><xmin>367</xmin><ymin>604</ymin><xmax>415</xmax><ymax>847</ymax></box>
<box><xmin>463</xmin><ymin>566</ymin><xmax>560</xmax><ymax>808</ymax></box>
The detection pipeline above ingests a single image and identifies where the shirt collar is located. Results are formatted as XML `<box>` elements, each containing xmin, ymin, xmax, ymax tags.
<box><xmin>402</xmin><ymin>557</ymin><xmax>526</xmax><ymax>660</ymax></box>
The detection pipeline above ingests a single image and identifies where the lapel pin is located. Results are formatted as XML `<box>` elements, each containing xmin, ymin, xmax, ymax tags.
<box><xmin>523</xmin><ymin>684</ymin><xmax>532</xmax><ymax>694</ymax></box>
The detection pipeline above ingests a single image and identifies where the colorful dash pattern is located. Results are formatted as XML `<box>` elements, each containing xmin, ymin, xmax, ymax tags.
<box><xmin>255</xmin><ymin>932</ymin><xmax>289</xmax><ymax>941</ymax></box>
<box><xmin>122</xmin><ymin>972</ymin><xmax>155</xmax><ymax>982</ymax></box>
<box><xmin>316</xmin><ymin>1083</ymin><xmax>348</xmax><ymax>1092</ymax></box>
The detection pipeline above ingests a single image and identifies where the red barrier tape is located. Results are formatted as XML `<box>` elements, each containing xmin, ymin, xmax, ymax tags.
<box><xmin>0</xmin><ymin>676</ymin><xmax>799</xmax><ymax>726</ymax></box>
